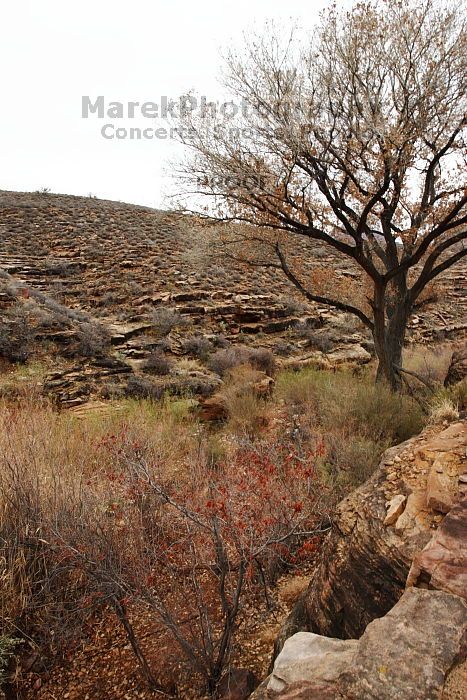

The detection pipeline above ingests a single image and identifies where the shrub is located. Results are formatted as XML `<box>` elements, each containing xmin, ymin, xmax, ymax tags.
<box><xmin>277</xmin><ymin>368</ymin><xmax>424</xmax><ymax>499</ymax></box>
<box><xmin>166</xmin><ymin>375</ymin><xmax>218</xmax><ymax>398</ymax></box>
<box><xmin>331</xmin><ymin>314</ymin><xmax>363</xmax><ymax>334</ymax></box>
<box><xmin>208</xmin><ymin>346</ymin><xmax>251</xmax><ymax>376</ymax></box>
<box><xmin>297</xmin><ymin>327</ymin><xmax>339</xmax><ymax>353</ymax></box>
<box><xmin>275</xmin><ymin>341</ymin><xmax>297</xmax><ymax>357</ymax></box>
<box><xmin>428</xmin><ymin>397</ymin><xmax>460</xmax><ymax>425</ymax></box>
<box><xmin>218</xmin><ymin>365</ymin><xmax>272</xmax><ymax>437</ymax></box>
<box><xmin>279</xmin><ymin>296</ymin><xmax>308</xmax><ymax>316</ymax></box>
<box><xmin>319</xmin><ymin>432</ymin><xmax>387</xmax><ymax>500</ymax></box>
<box><xmin>0</xmin><ymin>303</ymin><xmax>35</xmax><ymax>363</ymax></box>
<box><xmin>316</xmin><ymin>372</ymin><xmax>423</xmax><ymax>444</ymax></box>
<box><xmin>276</xmin><ymin>369</ymin><xmax>318</xmax><ymax>406</ymax></box>
<box><xmin>99</xmin><ymin>382</ymin><xmax>126</xmax><ymax>400</ymax></box>
<box><xmin>211</xmin><ymin>334</ymin><xmax>230</xmax><ymax>349</ymax></box>
<box><xmin>208</xmin><ymin>346</ymin><xmax>276</xmax><ymax>377</ymax></box>
<box><xmin>224</xmin><ymin>389</ymin><xmax>266</xmax><ymax>437</ymax></box>
<box><xmin>75</xmin><ymin>321</ymin><xmax>111</xmax><ymax>358</ymax></box>
<box><xmin>181</xmin><ymin>335</ymin><xmax>213</xmax><ymax>361</ymax></box>
<box><xmin>155</xmin><ymin>337</ymin><xmax>172</xmax><ymax>352</ymax></box>
<box><xmin>125</xmin><ymin>375</ymin><xmax>164</xmax><ymax>401</ymax></box>
<box><xmin>149</xmin><ymin>307</ymin><xmax>183</xmax><ymax>337</ymax></box>
<box><xmin>0</xmin><ymin>403</ymin><xmax>324</xmax><ymax>698</ymax></box>
<box><xmin>249</xmin><ymin>348</ymin><xmax>276</xmax><ymax>376</ymax></box>
<box><xmin>142</xmin><ymin>351</ymin><xmax>173</xmax><ymax>376</ymax></box>
<box><xmin>441</xmin><ymin>378</ymin><xmax>467</xmax><ymax>411</ymax></box>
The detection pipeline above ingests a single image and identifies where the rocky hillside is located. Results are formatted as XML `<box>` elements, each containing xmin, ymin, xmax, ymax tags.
<box><xmin>253</xmin><ymin>418</ymin><xmax>467</xmax><ymax>699</ymax></box>
<box><xmin>0</xmin><ymin>189</ymin><xmax>466</xmax><ymax>407</ymax></box>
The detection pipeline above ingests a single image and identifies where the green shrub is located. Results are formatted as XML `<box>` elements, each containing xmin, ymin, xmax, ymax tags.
<box><xmin>318</xmin><ymin>374</ymin><xmax>424</xmax><ymax>444</ymax></box>
<box><xmin>278</xmin><ymin>368</ymin><xmax>423</xmax><ymax>444</ymax></box>
<box><xmin>319</xmin><ymin>432</ymin><xmax>387</xmax><ymax>500</ymax></box>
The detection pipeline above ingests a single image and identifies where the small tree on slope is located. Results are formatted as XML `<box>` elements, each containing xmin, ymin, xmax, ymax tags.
<box><xmin>176</xmin><ymin>0</ymin><xmax>467</xmax><ymax>390</ymax></box>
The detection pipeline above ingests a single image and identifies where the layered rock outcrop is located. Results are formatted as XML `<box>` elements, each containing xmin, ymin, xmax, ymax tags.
<box><xmin>276</xmin><ymin>420</ymin><xmax>466</xmax><ymax>646</ymax></box>
<box><xmin>256</xmin><ymin>588</ymin><xmax>466</xmax><ymax>699</ymax></box>
<box><xmin>253</xmin><ymin>419</ymin><xmax>467</xmax><ymax>699</ymax></box>
<box><xmin>1</xmin><ymin>190</ymin><xmax>466</xmax><ymax>407</ymax></box>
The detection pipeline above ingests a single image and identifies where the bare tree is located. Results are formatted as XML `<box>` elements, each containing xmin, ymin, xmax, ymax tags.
<box><xmin>176</xmin><ymin>0</ymin><xmax>467</xmax><ymax>389</ymax></box>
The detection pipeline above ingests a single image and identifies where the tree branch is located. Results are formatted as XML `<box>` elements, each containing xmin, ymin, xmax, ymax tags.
<box><xmin>275</xmin><ymin>243</ymin><xmax>374</xmax><ymax>330</ymax></box>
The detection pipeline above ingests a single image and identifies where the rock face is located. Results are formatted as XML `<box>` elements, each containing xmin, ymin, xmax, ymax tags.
<box><xmin>275</xmin><ymin>421</ymin><xmax>466</xmax><ymax>648</ymax></box>
<box><xmin>268</xmin><ymin>633</ymin><xmax>357</xmax><ymax>693</ymax></box>
<box><xmin>407</xmin><ymin>496</ymin><xmax>467</xmax><ymax>599</ymax></box>
<box><xmin>445</xmin><ymin>344</ymin><xmax>467</xmax><ymax>386</ymax></box>
<box><xmin>326</xmin><ymin>344</ymin><xmax>371</xmax><ymax>366</ymax></box>
<box><xmin>254</xmin><ymin>420</ymin><xmax>467</xmax><ymax>699</ymax></box>
<box><xmin>254</xmin><ymin>588</ymin><xmax>467</xmax><ymax>699</ymax></box>
<box><xmin>218</xmin><ymin>668</ymin><xmax>260</xmax><ymax>700</ymax></box>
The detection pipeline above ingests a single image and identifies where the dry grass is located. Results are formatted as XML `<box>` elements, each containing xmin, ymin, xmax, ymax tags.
<box><xmin>428</xmin><ymin>398</ymin><xmax>460</xmax><ymax>425</ymax></box>
<box><xmin>0</xmin><ymin>398</ymin><xmax>201</xmax><ymax>628</ymax></box>
<box><xmin>0</xmin><ymin>357</ymin><xmax>453</xmax><ymax>697</ymax></box>
<box><xmin>403</xmin><ymin>344</ymin><xmax>453</xmax><ymax>386</ymax></box>
<box><xmin>0</xmin><ymin>362</ymin><xmax>49</xmax><ymax>401</ymax></box>
<box><xmin>0</xmin><ymin>395</ymin><xmax>324</xmax><ymax>697</ymax></box>
<box><xmin>276</xmin><ymin>367</ymin><xmax>424</xmax><ymax>499</ymax></box>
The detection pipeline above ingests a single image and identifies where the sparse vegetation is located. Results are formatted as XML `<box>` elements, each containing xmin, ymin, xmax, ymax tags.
<box><xmin>438</xmin><ymin>379</ymin><xmax>467</xmax><ymax>412</ymax></box>
<box><xmin>403</xmin><ymin>345</ymin><xmax>453</xmax><ymax>386</ymax></box>
<box><xmin>277</xmin><ymin>368</ymin><xmax>424</xmax><ymax>498</ymax></box>
<box><xmin>296</xmin><ymin>326</ymin><xmax>339</xmax><ymax>353</ymax></box>
<box><xmin>249</xmin><ymin>347</ymin><xmax>276</xmax><ymax>376</ymax></box>
<box><xmin>0</xmin><ymin>87</ymin><xmax>465</xmax><ymax>698</ymax></box>
<box><xmin>208</xmin><ymin>346</ymin><xmax>275</xmax><ymax>377</ymax></box>
<box><xmin>142</xmin><ymin>350</ymin><xmax>173</xmax><ymax>376</ymax></box>
<box><xmin>428</xmin><ymin>397</ymin><xmax>460</xmax><ymax>426</ymax></box>
<box><xmin>182</xmin><ymin>335</ymin><xmax>213</xmax><ymax>360</ymax></box>
<box><xmin>124</xmin><ymin>375</ymin><xmax>165</xmax><ymax>401</ymax></box>
<box><xmin>149</xmin><ymin>307</ymin><xmax>184</xmax><ymax>337</ymax></box>
<box><xmin>75</xmin><ymin>321</ymin><xmax>111</xmax><ymax>358</ymax></box>
<box><xmin>208</xmin><ymin>346</ymin><xmax>252</xmax><ymax>376</ymax></box>
<box><xmin>0</xmin><ymin>303</ymin><xmax>35</xmax><ymax>363</ymax></box>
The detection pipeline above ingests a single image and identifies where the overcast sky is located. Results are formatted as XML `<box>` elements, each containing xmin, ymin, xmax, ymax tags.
<box><xmin>0</xmin><ymin>0</ymin><xmax>332</xmax><ymax>208</ymax></box>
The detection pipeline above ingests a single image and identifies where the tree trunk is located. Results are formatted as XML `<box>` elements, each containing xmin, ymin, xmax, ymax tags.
<box><xmin>373</xmin><ymin>289</ymin><xmax>411</xmax><ymax>391</ymax></box>
<box><xmin>375</xmin><ymin>335</ymin><xmax>404</xmax><ymax>391</ymax></box>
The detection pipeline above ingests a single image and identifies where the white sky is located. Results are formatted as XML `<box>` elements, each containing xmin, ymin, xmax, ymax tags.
<box><xmin>0</xmin><ymin>0</ymin><xmax>330</xmax><ymax>208</ymax></box>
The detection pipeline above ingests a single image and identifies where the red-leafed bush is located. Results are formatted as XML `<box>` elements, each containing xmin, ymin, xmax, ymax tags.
<box><xmin>0</xmin><ymin>404</ymin><xmax>328</xmax><ymax>697</ymax></box>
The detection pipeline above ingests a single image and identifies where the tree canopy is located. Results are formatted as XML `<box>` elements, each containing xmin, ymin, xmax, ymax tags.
<box><xmin>176</xmin><ymin>0</ymin><xmax>467</xmax><ymax>388</ymax></box>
